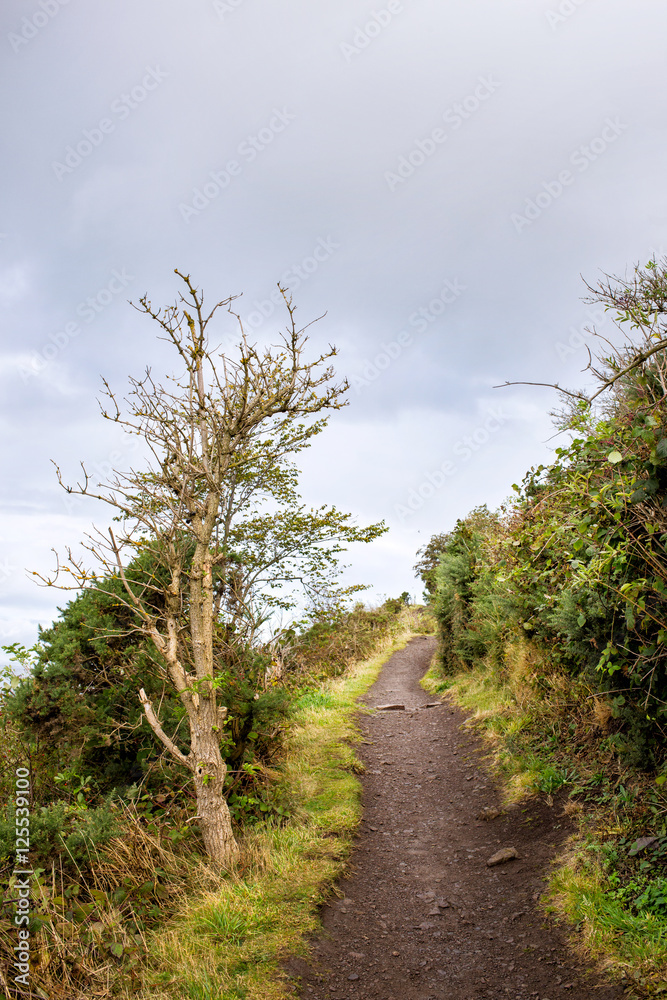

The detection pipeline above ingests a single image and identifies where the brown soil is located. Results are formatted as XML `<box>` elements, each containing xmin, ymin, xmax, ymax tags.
<box><xmin>287</xmin><ymin>636</ymin><xmax>625</xmax><ymax>1000</ymax></box>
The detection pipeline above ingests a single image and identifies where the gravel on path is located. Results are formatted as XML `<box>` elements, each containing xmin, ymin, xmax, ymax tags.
<box><xmin>287</xmin><ymin>635</ymin><xmax>625</xmax><ymax>1000</ymax></box>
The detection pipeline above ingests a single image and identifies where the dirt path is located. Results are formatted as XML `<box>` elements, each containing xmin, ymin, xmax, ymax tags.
<box><xmin>288</xmin><ymin>636</ymin><xmax>625</xmax><ymax>1000</ymax></box>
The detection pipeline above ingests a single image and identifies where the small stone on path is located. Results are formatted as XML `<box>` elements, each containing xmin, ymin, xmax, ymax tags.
<box><xmin>486</xmin><ymin>846</ymin><xmax>519</xmax><ymax>867</ymax></box>
<box><xmin>477</xmin><ymin>806</ymin><xmax>501</xmax><ymax>821</ymax></box>
<box><xmin>376</xmin><ymin>703</ymin><xmax>405</xmax><ymax>711</ymax></box>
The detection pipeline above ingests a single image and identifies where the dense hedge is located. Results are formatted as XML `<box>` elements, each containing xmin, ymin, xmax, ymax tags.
<box><xmin>424</xmin><ymin>258</ymin><xmax>667</xmax><ymax>771</ymax></box>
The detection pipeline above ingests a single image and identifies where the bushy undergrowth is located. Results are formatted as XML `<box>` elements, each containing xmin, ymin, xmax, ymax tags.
<box><xmin>428</xmin><ymin>485</ymin><xmax>667</xmax><ymax>772</ymax></box>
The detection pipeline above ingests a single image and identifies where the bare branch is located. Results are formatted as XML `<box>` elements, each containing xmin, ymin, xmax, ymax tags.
<box><xmin>588</xmin><ymin>336</ymin><xmax>667</xmax><ymax>402</ymax></box>
<box><xmin>493</xmin><ymin>380</ymin><xmax>587</xmax><ymax>401</ymax></box>
<box><xmin>139</xmin><ymin>688</ymin><xmax>190</xmax><ymax>768</ymax></box>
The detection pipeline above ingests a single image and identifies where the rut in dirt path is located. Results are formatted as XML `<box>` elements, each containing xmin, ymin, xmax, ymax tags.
<box><xmin>287</xmin><ymin>636</ymin><xmax>625</xmax><ymax>1000</ymax></box>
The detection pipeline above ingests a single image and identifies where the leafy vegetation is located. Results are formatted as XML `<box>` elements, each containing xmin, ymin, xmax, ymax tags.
<box><xmin>419</xmin><ymin>257</ymin><xmax>667</xmax><ymax>990</ymax></box>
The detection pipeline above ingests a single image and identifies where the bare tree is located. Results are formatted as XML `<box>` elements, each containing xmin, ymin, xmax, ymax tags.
<box><xmin>39</xmin><ymin>271</ymin><xmax>354</xmax><ymax>869</ymax></box>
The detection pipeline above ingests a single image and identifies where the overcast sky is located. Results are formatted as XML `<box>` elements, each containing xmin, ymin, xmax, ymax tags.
<box><xmin>1</xmin><ymin>0</ymin><xmax>665</xmax><ymax>649</ymax></box>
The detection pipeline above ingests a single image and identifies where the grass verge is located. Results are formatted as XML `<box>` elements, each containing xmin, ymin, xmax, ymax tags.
<box><xmin>422</xmin><ymin>639</ymin><xmax>667</xmax><ymax>996</ymax></box>
<box><xmin>133</xmin><ymin>628</ymin><xmax>422</xmax><ymax>1000</ymax></box>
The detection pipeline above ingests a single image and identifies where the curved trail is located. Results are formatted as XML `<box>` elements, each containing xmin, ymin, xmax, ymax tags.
<box><xmin>289</xmin><ymin>636</ymin><xmax>624</xmax><ymax>1000</ymax></box>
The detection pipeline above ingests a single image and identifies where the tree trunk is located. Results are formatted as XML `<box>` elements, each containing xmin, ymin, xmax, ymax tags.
<box><xmin>191</xmin><ymin>728</ymin><xmax>239</xmax><ymax>869</ymax></box>
<box><xmin>139</xmin><ymin>686</ymin><xmax>239</xmax><ymax>868</ymax></box>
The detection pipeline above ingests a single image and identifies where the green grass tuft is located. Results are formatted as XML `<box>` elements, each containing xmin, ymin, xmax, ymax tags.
<box><xmin>548</xmin><ymin>864</ymin><xmax>667</xmax><ymax>991</ymax></box>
